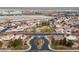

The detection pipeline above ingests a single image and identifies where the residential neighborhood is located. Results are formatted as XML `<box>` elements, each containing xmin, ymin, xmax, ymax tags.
<box><xmin>0</xmin><ymin>8</ymin><xmax>79</xmax><ymax>51</ymax></box>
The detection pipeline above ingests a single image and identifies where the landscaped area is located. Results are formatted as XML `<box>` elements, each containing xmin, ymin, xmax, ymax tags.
<box><xmin>0</xmin><ymin>34</ymin><xmax>32</xmax><ymax>50</ymax></box>
<box><xmin>48</xmin><ymin>35</ymin><xmax>79</xmax><ymax>50</ymax></box>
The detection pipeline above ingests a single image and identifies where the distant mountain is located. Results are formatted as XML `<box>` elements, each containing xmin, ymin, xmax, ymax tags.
<box><xmin>0</xmin><ymin>7</ymin><xmax>79</xmax><ymax>10</ymax></box>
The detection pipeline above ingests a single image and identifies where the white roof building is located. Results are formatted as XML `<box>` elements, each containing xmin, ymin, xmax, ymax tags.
<box><xmin>65</xmin><ymin>35</ymin><xmax>77</xmax><ymax>41</ymax></box>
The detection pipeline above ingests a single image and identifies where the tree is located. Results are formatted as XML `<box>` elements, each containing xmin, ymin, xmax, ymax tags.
<box><xmin>66</xmin><ymin>40</ymin><xmax>73</xmax><ymax>47</ymax></box>
<box><xmin>41</xmin><ymin>21</ymin><xmax>49</xmax><ymax>26</ymax></box>
<box><xmin>62</xmin><ymin>38</ymin><xmax>67</xmax><ymax>46</ymax></box>
<box><xmin>59</xmin><ymin>40</ymin><xmax>63</xmax><ymax>45</ymax></box>
<box><xmin>0</xmin><ymin>41</ymin><xmax>3</xmax><ymax>48</ymax></box>
<box><xmin>9</xmin><ymin>39</ymin><xmax>23</xmax><ymax>48</ymax></box>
